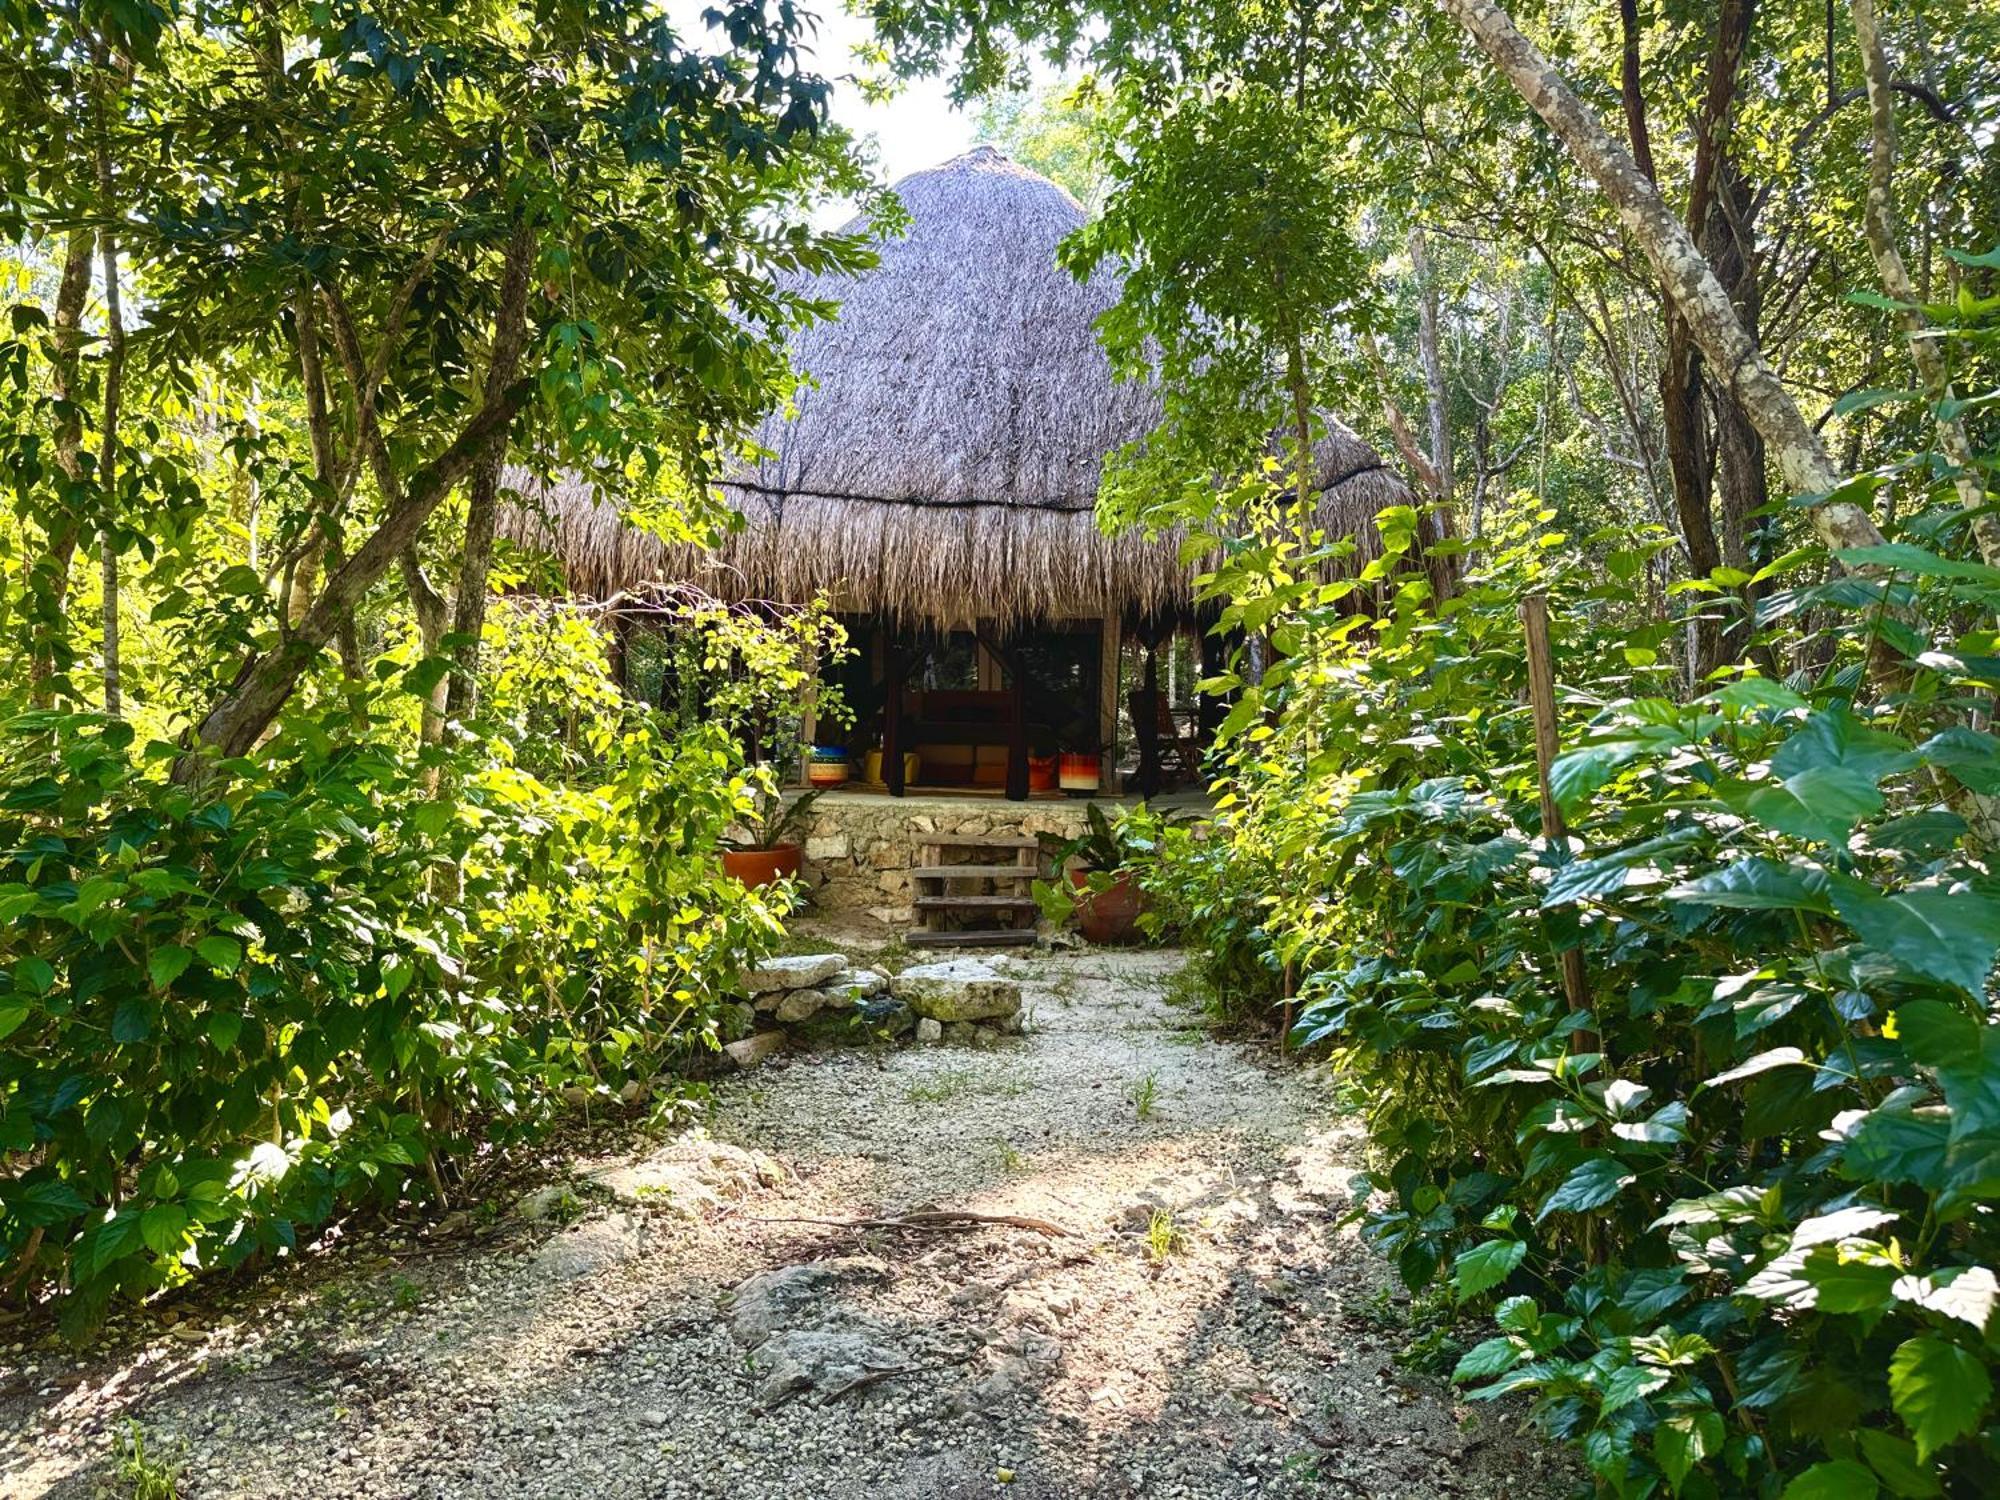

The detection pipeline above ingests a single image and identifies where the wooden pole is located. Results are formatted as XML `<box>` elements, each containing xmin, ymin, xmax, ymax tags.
<box><xmin>1097</xmin><ymin>614</ymin><xmax>1123</xmax><ymax>794</ymax></box>
<box><xmin>1137</xmin><ymin>620</ymin><xmax>1162</xmax><ymax>799</ymax></box>
<box><xmin>1003</xmin><ymin>634</ymin><xmax>1029</xmax><ymax>802</ymax></box>
<box><xmin>1520</xmin><ymin>595</ymin><xmax>1595</xmax><ymax>1043</ymax></box>
<box><xmin>883</xmin><ymin>634</ymin><xmax>907</xmax><ymax>798</ymax></box>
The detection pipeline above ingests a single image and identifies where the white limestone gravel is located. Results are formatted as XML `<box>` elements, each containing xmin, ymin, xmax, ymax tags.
<box><xmin>1</xmin><ymin>945</ymin><xmax>1571</xmax><ymax>1500</ymax></box>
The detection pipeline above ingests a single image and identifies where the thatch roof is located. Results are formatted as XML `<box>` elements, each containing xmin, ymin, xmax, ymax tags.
<box><xmin>502</xmin><ymin>146</ymin><xmax>1408</xmax><ymax>626</ymax></box>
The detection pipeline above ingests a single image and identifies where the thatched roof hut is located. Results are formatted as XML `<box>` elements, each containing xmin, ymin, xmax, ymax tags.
<box><xmin>503</xmin><ymin>146</ymin><xmax>1406</xmax><ymax>628</ymax></box>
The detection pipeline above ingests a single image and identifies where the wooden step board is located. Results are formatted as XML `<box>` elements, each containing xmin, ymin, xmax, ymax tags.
<box><xmin>914</xmin><ymin>893</ymin><xmax>1040</xmax><ymax>910</ymax></box>
<box><xmin>906</xmin><ymin>928</ymin><xmax>1039</xmax><ymax>949</ymax></box>
<box><xmin>906</xmin><ymin>833</ymin><xmax>1047</xmax><ymax>947</ymax></box>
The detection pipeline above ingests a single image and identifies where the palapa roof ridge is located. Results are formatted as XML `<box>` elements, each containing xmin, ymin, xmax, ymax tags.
<box><xmin>504</xmin><ymin>145</ymin><xmax>1408</xmax><ymax>625</ymax></box>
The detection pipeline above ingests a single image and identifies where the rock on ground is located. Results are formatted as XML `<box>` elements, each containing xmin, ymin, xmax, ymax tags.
<box><xmin>3</xmin><ymin>947</ymin><xmax>1573</xmax><ymax>1500</ymax></box>
<box><xmin>890</xmin><ymin>958</ymin><xmax>1022</xmax><ymax>1022</ymax></box>
<box><xmin>740</xmin><ymin>953</ymin><xmax>845</xmax><ymax>996</ymax></box>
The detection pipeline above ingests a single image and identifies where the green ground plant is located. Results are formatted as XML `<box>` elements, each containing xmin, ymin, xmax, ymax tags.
<box><xmin>107</xmin><ymin>1421</ymin><xmax>182</xmax><ymax>1500</ymax></box>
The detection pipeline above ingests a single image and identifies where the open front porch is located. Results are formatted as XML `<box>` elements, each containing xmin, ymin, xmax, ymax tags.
<box><xmin>803</xmin><ymin>612</ymin><xmax>1226</xmax><ymax>804</ymax></box>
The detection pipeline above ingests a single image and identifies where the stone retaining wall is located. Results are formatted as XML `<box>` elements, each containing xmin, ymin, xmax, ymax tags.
<box><xmin>795</xmin><ymin>792</ymin><xmax>1099</xmax><ymax>927</ymax></box>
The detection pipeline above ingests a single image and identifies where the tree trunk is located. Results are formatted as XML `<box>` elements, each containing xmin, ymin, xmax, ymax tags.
<box><xmin>28</xmin><ymin>232</ymin><xmax>95</xmax><ymax>703</ymax></box>
<box><xmin>1438</xmin><ymin>0</ymin><xmax>1883</xmax><ymax>549</ymax></box>
<box><xmin>1361</xmin><ymin>330</ymin><xmax>1446</xmax><ymax>499</ymax></box>
<box><xmin>186</xmin><ymin>383</ymin><xmax>532</xmax><ymax>766</ymax></box>
<box><xmin>1410</xmin><ymin>227</ymin><xmax>1455</xmax><ymax>507</ymax></box>
<box><xmin>447</xmin><ymin>223</ymin><xmax>535</xmax><ymax>722</ymax></box>
<box><xmin>1850</xmin><ymin>0</ymin><xmax>2000</xmax><ymax>567</ymax></box>
<box><xmin>91</xmin><ymin>44</ymin><xmax>129</xmax><ymax>720</ymax></box>
<box><xmin>401</xmin><ymin>545</ymin><xmax>451</xmax><ymax>744</ymax></box>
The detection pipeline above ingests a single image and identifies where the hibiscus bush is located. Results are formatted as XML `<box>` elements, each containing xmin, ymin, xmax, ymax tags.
<box><xmin>1128</xmin><ymin>323</ymin><xmax>2000</xmax><ymax>1492</ymax></box>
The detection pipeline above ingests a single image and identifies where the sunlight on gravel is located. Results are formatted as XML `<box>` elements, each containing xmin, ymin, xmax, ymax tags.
<box><xmin>3</xmin><ymin>944</ymin><xmax>1571</xmax><ymax>1500</ymax></box>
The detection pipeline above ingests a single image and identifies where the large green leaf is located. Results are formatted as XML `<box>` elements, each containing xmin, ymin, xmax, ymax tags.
<box><xmin>1734</xmin><ymin>769</ymin><xmax>1883</xmax><ymax>845</ymax></box>
<box><xmin>1452</xmin><ymin>1237</ymin><xmax>1527</xmax><ymax>1299</ymax></box>
<box><xmin>1841</xmin><ymin>1110</ymin><xmax>1952</xmax><ymax>1190</ymax></box>
<box><xmin>1705</xmin><ymin>1047</ymin><xmax>1810</xmax><ymax>1087</ymax></box>
<box><xmin>1855</xmin><ymin>1430</ymin><xmax>1942</xmax><ymax>1498</ymax></box>
<box><xmin>1837</xmin><ymin>543</ymin><xmax>2000</xmax><ymax>584</ymax></box>
<box><xmin>1549</xmin><ymin>724</ymin><xmax>1688</xmax><ymax>814</ymax></box>
<box><xmin>195</xmin><ymin>934</ymin><xmax>244</xmax><ymax>975</ymax></box>
<box><xmin>1654</xmin><ymin>1409</ymin><xmax>1724</xmax><ymax>1494</ymax></box>
<box><xmin>148</xmin><ymin>944</ymin><xmax>194</xmax><ymax>990</ymax></box>
<box><xmin>1668</xmin><ymin>859</ymin><xmax>1832</xmax><ymax>913</ymax></box>
<box><xmin>139</xmin><ymin>1203</ymin><xmax>190</xmax><ymax>1257</ymax></box>
<box><xmin>1453</xmin><ymin>1336</ymin><xmax>1524</xmax><ymax>1382</ymax></box>
<box><xmin>1917</xmin><ymin>727</ymin><xmax>2000</xmax><ymax>793</ymax></box>
<box><xmin>1771</xmin><ymin>707</ymin><xmax>1915</xmax><ymax>783</ymax></box>
<box><xmin>1832</xmin><ymin>887</ymin><xmax>2000</xmax><ymax>993</ymax></box>
<box><xmin>1887</xmin><ymin>1335</ymin><xmax>1991</xmax><ymax>1460</ymax></box>
<box><xmin>1536</xmin><ymin>1155</ymin><xmax>1636</xmax><ymax>1221</ymax></box>
<box><xmin>1779</xmin><ymin>1460</ymin><xmax>1879</xmax><ymax>1499</ymax></box>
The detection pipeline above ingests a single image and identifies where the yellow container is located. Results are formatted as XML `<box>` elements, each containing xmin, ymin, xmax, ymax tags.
<box><xmin>863</xmin><ymin>749</ymin><xmax>921</xmax><ymax>785</ymax></box>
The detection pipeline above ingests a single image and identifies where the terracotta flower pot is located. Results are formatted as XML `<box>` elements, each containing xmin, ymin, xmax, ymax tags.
<box><xmin>1067</xmin><ymin>866</ymin><xmax>1143</xmax><ymax>944</ymax></box>
<box><xmin>722</xmin><ymin>844</ymin><xmax>803</xmax><ymax>887</ymax></box>
<box><xmin>1028</xmin><ymin>755</ymin><xmax>1059</xmax><ymax>792</ymax></box>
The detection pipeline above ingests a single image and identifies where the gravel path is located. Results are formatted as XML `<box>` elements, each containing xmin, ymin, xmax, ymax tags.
<box><xmin>3</xmin><ymin>945</ymin><xmax>1569</xmax><ymax>1499</ymax></box>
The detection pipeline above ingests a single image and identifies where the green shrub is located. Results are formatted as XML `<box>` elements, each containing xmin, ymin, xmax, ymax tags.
<box><xmin>0</xmin><ymin>689</ymin><xmax>783</xmax><ymax>1329</ymax></box>
<box><xmin>1128</xmin><ymin>294</ymin><xmax>2000</xmax><ymax>1494</ymax></box>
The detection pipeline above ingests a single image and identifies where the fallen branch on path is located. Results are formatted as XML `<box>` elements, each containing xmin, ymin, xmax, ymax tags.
<box><xmin>820</xmin><ymin>1348</ymin><xmax>980</xmax><ymax>1403</ymax></box>
<box><xmin>744</xmin><ymin>1208</ymin><xmax>1074</xmax><ymax>1238</ymax></box>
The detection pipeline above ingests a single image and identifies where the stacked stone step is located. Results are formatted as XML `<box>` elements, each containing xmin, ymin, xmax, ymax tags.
<box><xmin>724</xmin><ymin>955</ymin><xmax>1025</xmax><ymax>1066</ymax></box>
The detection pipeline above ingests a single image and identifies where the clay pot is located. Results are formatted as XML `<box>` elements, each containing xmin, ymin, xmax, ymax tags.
<box><xmin>1028</xmin><ymin>755</ymin><xmax>1059</xmax><ymax>792</ymax></box>
<box><xmin>722</xmin><ymin>844</ymin><xmax>803</xmax><ymax>887</ymax></box>
<box><xmin>1067</xmin><ymin>866</ymin><xmax>1143</xmax><ymax>944</ymax></box>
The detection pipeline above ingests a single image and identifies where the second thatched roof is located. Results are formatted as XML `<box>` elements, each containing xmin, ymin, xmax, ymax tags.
<box><xmin>504</xmin><ymin>146</ymin><xmax>1408</xmax><ymax>626</ymax></box>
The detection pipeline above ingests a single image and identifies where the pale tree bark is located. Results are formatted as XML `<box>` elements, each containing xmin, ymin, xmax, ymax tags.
<box><xmin>1410</xmin><ymin>227</ymin><xmax>1455</xmax><ymax>506</ymax></box>
<box><xmin>321</xmin><ymin>227</ymin><xmax>530</xmax><ymax>741</ymax></box>
<box><xmin>282</xmin><ymin>287</ymin><xmax>364</xmax><ymax>676</ymax></box>
<box><xmin>1361</xmin><ymin>330</ymin><xmax>1447</xmax><ymax>499</ymax></box>
<box><xmin>91</xmin><ymin>42</ymin><xmax>130</xmax><ymax>720</ymax></box>
<box><xmin>1438</xmin><ymin>0</ymin><xmax>1885</xmax><ymax>553</ymax></box>
<box><xmin>447</xmin><ymin>222</ymin><xmax>536</xmax><ymax>722</ymax></box>
<box><xmin>1849</xmin><ymin>0</ymin><xmax>2000</xmax><ymax>568</ymax></box>
<box><xmin>184</xmin><ymin>383</ymin><xmax>532</xmax><ymax>765</ymax></box>
<box><xmin>27</xmin><ymin>232</ymin><xmax>94</xmax><ymax>703</ymax></box>
<box><xmin>186</xmin><ymin>230</ymin><xmax>536</xmax><ymax>766</ymax></box>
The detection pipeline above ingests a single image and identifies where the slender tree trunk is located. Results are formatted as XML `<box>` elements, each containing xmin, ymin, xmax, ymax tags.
<box><xmin>445</xmin><ymin>457</ymin><xmax>502</xmax><ymax>720</ymax></box>
<box><xmin>1361</xmin><ymin>330</ymin><xmax>1447</xmax><ymax>499</ymax></box>
<box><xmin>1438</xmin><ymin>0</ymin><xmax>1884</xmax><ymax>548</ymax></box>
<box><xmin>185</xmin><ymin>383</ymin><xmax>533</xmax><ymax>765</ymax></box>
<box><xmin>184</xmin><ymin>225</ymin><xmax>539</xmax><ymax>767</ymax></box>
<box><xmin>1410</xmin><ymin>227</ymin><xmax>1455</xmax><ymax>506</ymax></box>
<box><xmin>447</xmin><ymin>223</ymin><xmax>536</xmax><ymax>722</ymax></box>
<box><xmin>28</xmin><ymin>232</ymin><xmax>95</xmax><ymax>703</ymax></box>
<box><xmin>91</xmin><ymin>44</ymin><xmax>129</xmax><ymax>720</ymax></box>
<box><xmin>1615</xmin><ymin>0</ymin><xmax>1657</xmax><ymax>181</ymax></box>
<box><xmin>401</xmin><ymin>546</ymin><xmax>452</xmax><ymax>744</ymax></box>
<box><xmin>1850</xmin><ymin>0</ymin><xmax>2000</xmax><ymax>567</ymax></box>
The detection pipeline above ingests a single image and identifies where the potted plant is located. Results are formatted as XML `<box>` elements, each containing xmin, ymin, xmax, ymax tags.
<box><xmin>1035</xmin><ymin>803</ymin><xmax>1144</xmax><ymax>943</ymax></box>
<box><xmin>722</xmin><ymin>786</ymin><xmax>823</xmax><ymax>887</ymax></box>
